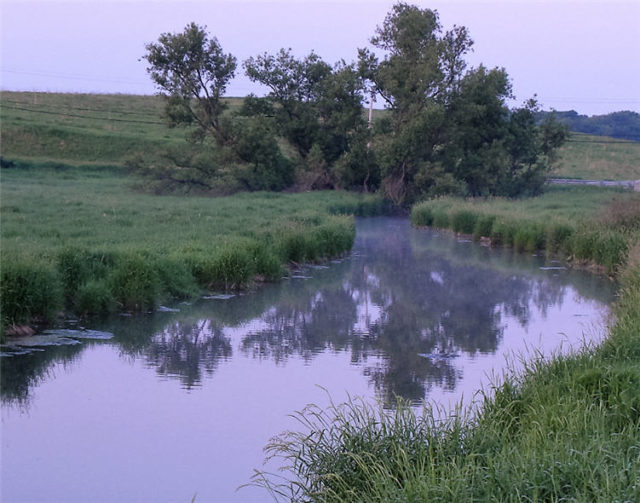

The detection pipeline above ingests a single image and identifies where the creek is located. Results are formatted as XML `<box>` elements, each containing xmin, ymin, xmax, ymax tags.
<box><xmin>1</xmin><ymin>217</ymin><xmax>615</xmax><ymax>502</ymax></box>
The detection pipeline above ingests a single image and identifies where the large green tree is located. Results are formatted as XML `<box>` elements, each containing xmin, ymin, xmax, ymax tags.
<box><xmin>143</xmin><ymin>22</ymin><xmax>237</xmax><ymax>146</ymax></box>
<box><xmin>244</xmin><ymin>50</ymin><xmax>375</xmax><ymax>190</ymax></box>
<box><xmin>359</xmin><ymin>3</ymin><xmax>566</xmax><ymax>203</ymax></box>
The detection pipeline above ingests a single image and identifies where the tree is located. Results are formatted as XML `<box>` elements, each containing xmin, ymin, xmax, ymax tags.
<box><xmin>244</xmin><ymin>50</ymin><xmax>373</xmax><ymax>189</ymax></box>
<box><xmin>358</xmin><ymin>3</ymin><xmax>473</xmax><ymax>203</ymax></box>
<box><xmin>143</xmin><ymin>22</ymin><xmax>237</xmax><ymax>146</ymax></box>
<box><xmin>359</xmin><ymin>3</ymin><xmax>566</xmax><ymax>202</ymax></box>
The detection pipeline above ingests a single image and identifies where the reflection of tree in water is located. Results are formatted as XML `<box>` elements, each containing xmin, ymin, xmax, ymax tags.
<box><xmin>241</xmin><ymin>287</ymin><xmax>361</xmax><ymax>364</ymax></box>
<box><xmin>237</xmin><ymin>219</ymin><xmax>584</xmax><ymax>405</ymax></box>
<box><xmin>1</xmin><ymin>344</ymin><xmax>85</xmax><ymax>406</ymax></box>
<box><xmin>145</xmin><ymin>320</ymin><xmax>232</xmax><ymax>389</ymax></box>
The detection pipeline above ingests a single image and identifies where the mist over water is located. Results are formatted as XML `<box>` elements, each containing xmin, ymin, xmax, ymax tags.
<box><xmin>1</xmin><ymin>217</ymin><xmax>614</xmax><ymax>502</ymax></box>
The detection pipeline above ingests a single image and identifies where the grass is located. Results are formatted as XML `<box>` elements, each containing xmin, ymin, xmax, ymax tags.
<box><xmin>251</xmin><ymin>228</ymin><xmax>640</xmax><ymax>503</ymax></box>
<box><xmin>552</xmin><ymin>132</ymin><xmax>640</xmax><ymax>181</ymax></box>
<box><xmin>411</xmin><ymin>186</ymin><xmax>640</xmax><ymax>273</ymax></box>
<box><xmin>0</xmin><ymin>163</ymin><xmax>386</xmax><ymax>331</ymax></box>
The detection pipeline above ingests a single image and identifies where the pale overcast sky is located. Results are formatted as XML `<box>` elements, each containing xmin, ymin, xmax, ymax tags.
<box><xmin>1</xmin><ymin>0</ymin><xmax>639</xmax><ymax>115</ymax></box>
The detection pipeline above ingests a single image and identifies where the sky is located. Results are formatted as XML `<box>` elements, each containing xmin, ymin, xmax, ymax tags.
<box><xmin>1</xmin><ymin>0</ymin><xmax>639</xmax><ymax>116</ymax></box>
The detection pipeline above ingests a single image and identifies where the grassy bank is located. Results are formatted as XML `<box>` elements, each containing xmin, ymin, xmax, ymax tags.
<box><xmin>0</xmin><ymin>163</ymin><xmax>386</xmax><ymax>331</ymax></box>
<box><xmin>256</xmin><ymin>256</ymin><xmax>640</xmax><ymax>501</ymax></box>
<box><xmin>411</xmin><ymin>186</ymin><xmax>640</xmax><ymax>273</ymax></box>
<box><xmin>253</xmin><ymin>197</ymin><xmax>640</xmax><ymax>502</ymax></box>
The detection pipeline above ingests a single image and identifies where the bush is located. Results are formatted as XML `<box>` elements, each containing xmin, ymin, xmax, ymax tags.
<box><xmin>473</xmin><ymin>214</ymin><xmax>496</xmax><ymax>241</ymax></box>
<box><xmin>1</xmin><ymin>258</ymin><xmax>63</xmax><ymax>327</ymax></box>
<box><xmin>107</xmin><ymin>253</ymin><xmax>161</xmax><ymax>310</ymax></box>
<box><xmin>75</xmin><ymin>279</ymin><xmax>116</xmax><ymax>314</ymax></box>
<box><xmin>451</xmin><ymin>209</ymin><xmax>477</xmax><ymax>234</ymax></box>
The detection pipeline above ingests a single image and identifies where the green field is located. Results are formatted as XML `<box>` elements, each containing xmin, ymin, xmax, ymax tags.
<box><xmin>0</xmin><ymin>163</ymin><xmax>385</xmax><ymax>330</ymax></box>
<box><xmin>3</xmin><ymin>91</ymin><xmax>639</xmax><ymax>181</ymax></box>
<box><xmin>553</xmin><ymin>132</ymin><xmax>640</xmax><ymax>180</ymax></box>
<box><xmin>0</xmin><ymin>91</ymin><xmax>244</xmax><ymax>166</ymax></box>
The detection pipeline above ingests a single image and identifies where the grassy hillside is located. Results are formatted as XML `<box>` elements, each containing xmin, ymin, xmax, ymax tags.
<box><xmin>553</xmin><ymin>132</ymin><xmax>640</xmax><ymax>181</ymax></box>
<box><xmin>0</xmin><ymin>91</ymin><xmax>243</xmax><ymax>166</ymax></box>
<box><xmin>3</xmin><ymin>91</ymin><xmax>639</xmax><ymax>180</ymax></box>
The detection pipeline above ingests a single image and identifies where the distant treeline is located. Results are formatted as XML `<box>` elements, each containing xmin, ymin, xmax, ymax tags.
<box><xmin>536</xmin><ymin>110</ymin><xmax>640</xmax><ymax>142</ymax></box>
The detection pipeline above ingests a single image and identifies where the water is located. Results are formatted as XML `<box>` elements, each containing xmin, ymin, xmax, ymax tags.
<box><xmin>1</xmin><ymin>217</ymin><xmax>615</xmax><ymax>503</ymax></box>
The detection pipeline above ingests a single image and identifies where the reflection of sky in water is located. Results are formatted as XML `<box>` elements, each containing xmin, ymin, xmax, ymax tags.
<box><xmin>1</xmin><ymin>217</ymin><xmax>615</xmax><ymax>503</ymax></box>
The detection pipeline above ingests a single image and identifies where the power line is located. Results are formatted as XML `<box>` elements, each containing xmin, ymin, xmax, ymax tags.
<box><xmin>2</xmin><ymin>98</ymin><xmax>161</xmax><ymax>118</ymax></box>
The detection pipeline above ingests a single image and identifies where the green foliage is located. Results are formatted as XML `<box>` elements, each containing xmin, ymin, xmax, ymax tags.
<box><xmin>244</xmin><ymin>49</ymin><xmax>373</xmax><ymax>189</ymax></box>
<box><xmin>232</xmin><ymin>117</ymin><xmax>295</xmax><ymax>191</ymax></box>
<box><xmin>107</xmin><ymin>253</ymin><xmax>161</xmax><ymax>310</ymax></box>
<box><xmin>472</xmin><ymin>214</ymin><xmax>496</xmax><ymax>241</ymax></box>
<box><xmin>75</xmin><ymin>279</ymin><xmax>116</xmax><ymax>314</ymax></box>
<box><xmin>450</xmin><ymin>209</ymin><xmax>477</xmax><ymax>234</ymax></box>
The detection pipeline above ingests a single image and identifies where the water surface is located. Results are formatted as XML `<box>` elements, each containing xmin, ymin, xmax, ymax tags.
<box><xmin>1</xmin><ymin>217</ymin><xmax>615</xmax><ymax>502</ymax></box>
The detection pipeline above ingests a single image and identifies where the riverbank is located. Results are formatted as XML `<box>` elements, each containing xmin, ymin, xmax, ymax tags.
<box><xmin>411</xmin><ymin>186</ymin><xmax>639</xmax><ymax>274</ymax></box>
<box><xmin>254</xmin><ymin>192</ymin><xmax>640</xmax><ymax>502</ymax></box>
<box><xmin>0</xmin><ymin>164</ymin><xmax>387</xmax><ymax>334</ymax></box>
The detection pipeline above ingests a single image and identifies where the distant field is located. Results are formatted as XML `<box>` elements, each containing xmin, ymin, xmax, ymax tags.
<box><xmin>552</xmin><ymin>132</ymin><xmax>640</xmax><ymax>181</ymax></box>
<box><xmin>0</xmin><ymin>91</ymin><xmax>243</xmax><ymax>166</ymax></box>
<box><xmin>2</xmin><ymin>91</ymin><xmax>638</xmax><ymax>180</ymax></box>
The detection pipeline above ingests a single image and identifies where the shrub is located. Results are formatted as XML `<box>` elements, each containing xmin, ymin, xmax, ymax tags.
<box><xmin>451</xmin><ymin>209</ymin><xmax>477</xmax><ymax>234</ymax></box>
<box><xmin>473</xmin><ymin>214</ymin><xmax>496</xmax><ymax>241</ymax></box>
<box><xmin>75</xmin><ymin>279</ymin><xmax>116</xmax><ymax>314</ymax></box>
<box><xmin>107</xmin><ymin>253</ymin><xmax>161</xmax><ymax>310</ymax></box>
<box><xmin>1</xmin><ymin>258</ymin><xmax>63</xmax><ymax>327</ymax></box>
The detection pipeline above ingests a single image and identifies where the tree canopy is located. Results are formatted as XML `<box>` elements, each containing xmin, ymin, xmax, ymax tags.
<box><xmin>138</xmin><ymin>5</ymin><xmax>567</xmax><ymax>201</ymax></box>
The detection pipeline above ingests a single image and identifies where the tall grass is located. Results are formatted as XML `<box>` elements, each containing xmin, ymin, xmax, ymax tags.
<box><xmin>252</xmin><ymin>245</ymin><xmax>640</xmax><ymax>502</ymax></box>
<box><xmin>411</xmin><ymin>187</ymin><xmax>639</xmax><ymax>273</ymax></box>
<box><xmin>0</xmin><ymin>165</ymin><xmax>382</xmax><ymax>331</ymax></box>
